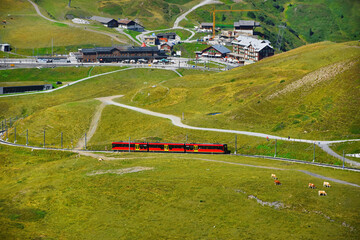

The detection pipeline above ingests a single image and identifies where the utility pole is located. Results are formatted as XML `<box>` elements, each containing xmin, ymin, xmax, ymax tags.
<box><xmin>84</xmin><ymin>133</ymin><xmax>87</xmax><ymax>150</ymax></box>
<box><xmin>26</xmin><ymin>129</ymin><xmax>28</xmax><ymax>146</ymax></box>
<box><xmin>275</xmin><ymin>25</ymin><xmax>286</xmax><ymax>51</ymax></box>
<box><xmin>43</xmin><ymin>128</ymin><xmax>46</xmax><ymax>148</ymax></box>
<box><xmin>312</xmin><ymin>142</ymin><xmax>316</xmax><ymax>162</ymax></box>
<box><xmin>129</xmin><ymin>137</ymin><xmax>131</xmax><ymax>152</ymax></box>
<box><xmin>68</xmin><ymin>0</ymin><xmax>71</xmax><ymax>7</ymax></box>
<box><xmin>14</xmin><ymin>126</ymin><xmax>16</xmax><ymax>143</ymax></box>
<box><xmin>182</xmin><ymin>112</ymin><xmax>184</xmax><ymax>121</ymax></box>
<box><xmin>343</xmin><ymin>150</ymin><xmax>345</xmax><ymax>169</ymax></box>
<box><xmin>274</xmin><ymin>139</ymin><xmax>277</xmax><ymax>157</ymax></box>
<box><xmin>61</xmin><ymin>132</ymin><xmax>63</xmax><ymax>149</ymax></box>
<box><xmin>234</xmin><ymin>135</ymin><xmax>237</xmax><ymax>154</ymax></box>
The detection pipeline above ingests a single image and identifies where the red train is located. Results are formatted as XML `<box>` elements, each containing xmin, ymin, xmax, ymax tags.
<box><xmin>112</xmin><ymin>141</ymin><xmax>230</xmax><ymax>154</ymax></box>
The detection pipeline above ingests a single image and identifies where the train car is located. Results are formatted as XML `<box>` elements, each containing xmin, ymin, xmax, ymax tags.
<box><xmin>112</xmin><ymin>141</ymin><xmax>229</xmax><ymax>154</ymax></box>
<box><xmin>148</xmin><ymin>142</ymin><xmax>185</xmax><ymax>153</ymax></box>
<box><xmin>112</xmin><ymin>141</ymin><xmax>148</xmax><ymax>152</ymax></box>
<box><xmin>185</xmin><ymin>143</ymin><xmax>229</xmax><ymax>154</ymax></box>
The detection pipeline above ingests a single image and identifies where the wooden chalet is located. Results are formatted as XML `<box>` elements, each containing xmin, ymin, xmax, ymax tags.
<box><xmin>234</xmin><ymin>20</ymin><xmax>260</xmax><ymax>35</ymax></box>
<box><xmin>200</xmin><ymin>22</ymin><xmax>213</xmax><ymax>31</ymax></box>
<box><xmin>90</xmin><ymin>16</ymin><xmax>118</xmax><ymax>28</ymax></box>
<box><xmin>197</xmin><ymin>44</ymin><xmax>230</xmax><ymax>58</ymax></box>
<box><xmin>118</xmin><ymin>19</ymin><xmax>144</xmax><ymax>32</ymax></box>
<box><xmin>159</xmin><ymin>43</ymin><xmax>173</xmax><ymax>54</ymax></box>
<box><xmin>156</xmin><ymin>32</ymin><xmax>177</xmax><ymax>40</ymax></box>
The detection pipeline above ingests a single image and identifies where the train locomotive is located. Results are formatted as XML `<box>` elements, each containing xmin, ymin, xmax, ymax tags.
<box><xmin>112</xmin><ymin>141</ymin><xmax>230</xmax><ymax>154</ymax></box>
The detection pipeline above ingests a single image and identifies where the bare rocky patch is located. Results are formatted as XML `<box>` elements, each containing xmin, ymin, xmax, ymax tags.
<box><xmin>87</xmin><ymin>166</ymin><xmax>154</xmax><ymax>176</ymax></box>
<box><xmin>267</xmin><ymin>60</ymin><xmax>355</xmax><ymax>100</ymax></box>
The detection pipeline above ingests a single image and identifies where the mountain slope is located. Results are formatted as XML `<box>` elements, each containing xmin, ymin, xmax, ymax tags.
<box><xmin>120</xmin><ymin>41</ymin><xmax>360</xmax><ymax>140</ymax></box>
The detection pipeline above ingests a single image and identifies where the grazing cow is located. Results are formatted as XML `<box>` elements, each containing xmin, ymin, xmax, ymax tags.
<box><xmin>323</xmin><ymin>182</ymin><xmax>331</xmax><ymax>188</ymax></box>
<box><xmin>308</xmin><ymin>183</ymin><xmax>316</xmax><ymax>189</ymax></box>
<box><xmin>318</xmin><ymin>190</ymin><xmax>327</xmax><ymax>196</ymax></box>
<box><xmin>98</xmin><ymin>158</ymin><xmax>103</xmax><ymax>162</ymax></box>
<box><xmin>274</xmin><ymin>180</ymin><xmax>281</xmax><ymax>185</ymax></box>
<box><xmin>271</xmin><ymin>174</ymin><xmax>277</xmax><ymax>180</ymax></box>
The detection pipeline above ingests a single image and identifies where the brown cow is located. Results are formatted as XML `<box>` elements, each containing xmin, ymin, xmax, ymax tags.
<box><xmin>308</xmin><ymin>183</ymin><xmax>316</xmax><ymax>189</ymax></box>
<box><xmin>274</xmin><ymin>180</ymin><xmax>281</xmax><ymax>185</ymax></box>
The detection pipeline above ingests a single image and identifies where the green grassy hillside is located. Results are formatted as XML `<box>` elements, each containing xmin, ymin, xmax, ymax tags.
<box><xmin>31</xmin><ymin>0</ymin><xmax>202</xmax><ymax>29</ymax></box>
<box><xmin>0</xmin><ymin>0</ymin><xmax>128</xmax><ymax>55</ymax></box>
<box><xmin>116</xmin><ymin>41</ymin><xmax>360</xmax><ymax>141</ymax></box>
<box><xmin>0</xmin><ymin>145</ymin><xmax>359</xmax><ymax>239</ymax></box>
<box><xmin>1</xmin><ymin>41</ymin><xmax>359</xmax><ymax>163</ymax></box>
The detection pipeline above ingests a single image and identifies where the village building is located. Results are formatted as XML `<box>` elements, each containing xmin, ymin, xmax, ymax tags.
<box><xmin>0</xmin><ymin>43</ymin><xmax>10</xmax><ymax>52</ymax></box>
<box><xmin>234</xmin><ymin>20</ymin><xmax>260</xmax><ymax>35</ymax></box>
<box><xmin>199</xmin><ymin>22</ymin><xmax>213</xmax><ymax>32</ymax></box>
<box><xmin>90</xmin><ymin>16</ymin><xmax>119</xmax><ymax>28</ymax></box>
<box><xmin>197</xmin><ymin>44</ymin><xmax>230</xmax><ymax>58</ymax></box>
<box><xmin>0</xmin><ymin>84</ymin><xmax>52</xmax><ymax>95</ymax></box>
<box><xmin>118</xmin><ymin>19</ymin><xmax>144</xmax><ymax>32</ymax></box>
<box><xmin>156</xmin><ymin>32</ymin><xmax>177</xmax><ymax>41</ymax></box>
<box><xmin>159</xmin><ymin>43</ymin><xmax>173</xmax><ymax>54</ymax></box>
<box><xmin>144</xmin><ymin>36</ymin><xmax>157</xmax><ymax>46</ymax></box>
<box><xmin>79</xmin><ymin>46</ymin><xmax>167</xmax><ymax>63</ymax></box>
<box><xmin>229</xmin><ymin>35</ymin><xmax>274</xmax><ymax>62</ymax></box>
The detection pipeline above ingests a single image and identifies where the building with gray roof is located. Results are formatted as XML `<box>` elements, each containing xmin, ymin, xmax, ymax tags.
<box><xmin>230</xmin><ymin>35</ymin><xmax>274</xmax><ymax>62</ymax></box>
<box><xmin>90</xmin><ymin>16</ymin><xmax>118</xmax><ymax>28</ymax></box>
<box><xmin>198</xmin><ymin>44</ymin><xmax>230</xmax><ymax>58</ymax></box>
<box><xmin>234</xmin><ymin>20</ymin><xmax>261</xmax><ymax>35</ymax></box>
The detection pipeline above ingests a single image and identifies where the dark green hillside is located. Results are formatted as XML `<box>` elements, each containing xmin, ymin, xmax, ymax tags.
<box><xmin>186</xmin><ymin>0</ymin><xmax>360</xmax><ymax>51</ymax></box>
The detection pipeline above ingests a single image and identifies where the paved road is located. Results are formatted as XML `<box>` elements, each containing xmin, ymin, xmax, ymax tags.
<box><xmin>97</xmin><ymin>95</ymin><xmax>360</xmax><ymax>167</ymax></box>
<box><xmin>173</xmin><ymin>0</ymin><xmax>222</xmax><ymax>28</ymax></box>
<box><xmin>0</xmin><ymin>68</ymin><xmax>134</xmax><ymax>98</ymax></box>
<box><xmin>27</xmin><ymin>0</ymin><xmax>127</xmax><ymax>44</ymax></box>
<box><xmin>116</xmin><ymin>28</ymin><xmax>140</xmax><ymax>45</ymax></box>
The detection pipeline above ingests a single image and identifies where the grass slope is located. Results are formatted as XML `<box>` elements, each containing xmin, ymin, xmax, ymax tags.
<box><xmin>30</xmin><ymin>0</ymin><xmax>203</xmax><ymax>29</ymax></box>
<box><xmin>0</xmin><ymin>145</ymin><xmax>359</xmax><ymax>239</ymax></box>
<box><xmin>118</xmin><ymin>41</ymin><xmax>360</xmax><ymax>140</ymax></box>
<box><xmin>0</xmin><ymin>0</ymin><xmax>127</xmax><ymax>55</ymax></box>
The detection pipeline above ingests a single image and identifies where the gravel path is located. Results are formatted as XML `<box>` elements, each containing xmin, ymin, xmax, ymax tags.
<box><xmin>76</xmin><ymin>101</ymin><xmax>107</xmax><ymax>149</ymax></box>
<box><xmin>183</xmin><ymin>157</ymin><xmax>360</xmax><ymax>187</ymax></box>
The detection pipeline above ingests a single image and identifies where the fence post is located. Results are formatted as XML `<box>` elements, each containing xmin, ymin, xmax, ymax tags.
<box><xmin>274</xmin><ymin>139</ymin><xmax>277</xmax><ymax>157</ymax></box>
<box><xmin>343</xmin><ymin>150</ymin><xmax>345</xmax><ymax>169</ymax></box>
<box><xmin>234</xmin><ymin>135</ymin><xmax>237</xmax><ymax>154</ymax></box>
<box><xmin>312</xmin><ymin>142</ymin><xmax>315</xmax><ymax>162</ymax></box>
<box><xmin>129</xmin><ymin>137</ymin><xmax>131</xmax><ymax>152</ymax></box>
<box><xmin>84</xmin><ymin>133</ymin><xmax>87</xmax><ymax>150</ymax></box>
<box><xmin>43</xmin><ymin>128</ymin><xmax>46</xmax><ymax>148</ymax></box>
<box><xmin>14</xmin><ymin>126</ymin><xmax>16</xmax><ymax>143</ymax></box>
<box><xmin>61</xmin><ymin>132</ymin><xmax>63</xmax><ymax>149</ymax></box>
<box><xmin>26</xmin><ymin>129</ymin><xmax>28</xmax><ymax>146</ymax></box>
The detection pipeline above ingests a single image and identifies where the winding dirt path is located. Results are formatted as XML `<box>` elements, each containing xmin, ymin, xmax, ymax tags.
<box><xmin>76</xmin><ymin>101</ymin><xmax>107</xmax><ymax>149</ymax></box>
<box><xmin>96</xmin><ymin>95</ymin><xmax>360</xmax><ymax>167</ymax></box>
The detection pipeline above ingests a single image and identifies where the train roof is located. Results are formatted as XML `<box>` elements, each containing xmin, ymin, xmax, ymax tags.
<box><xmin>112</xmin><ymin>141</ymin><xmax>226</xmax><ymax>145</ymax></box>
